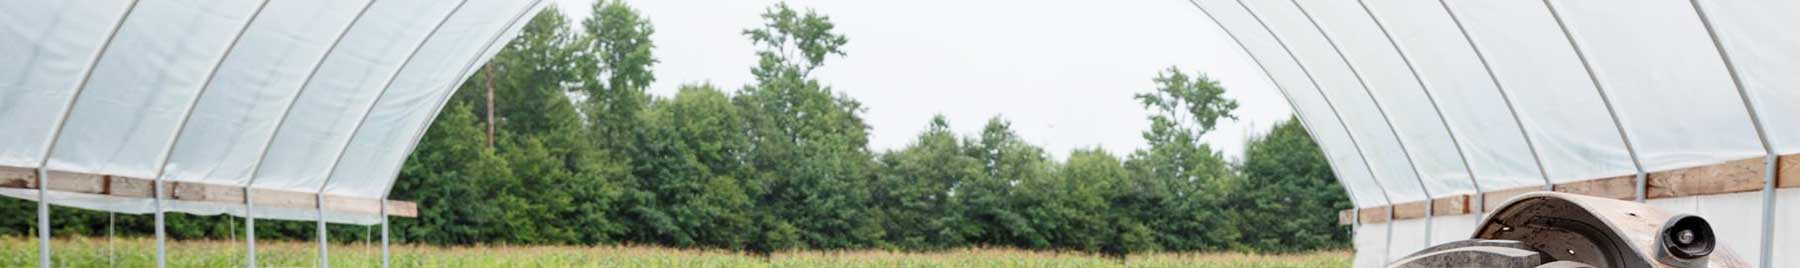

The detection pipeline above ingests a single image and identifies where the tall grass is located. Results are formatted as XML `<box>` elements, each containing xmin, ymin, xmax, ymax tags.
<box><xmin>2</xmin><ymin>236</ymin><xmax>1350</xmax><ymax>267</ymax></box>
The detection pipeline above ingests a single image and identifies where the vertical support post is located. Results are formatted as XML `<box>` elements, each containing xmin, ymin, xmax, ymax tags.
<box><xmin>35</xmin><ymin>169</ymin><xmax>50</xmax><ymax>268</ymax></box>
<box><xmin>1355</xmin><ymin>0</ymin><xmax>1487</xmax><ymax>225</ymax></box>
<box><xmin>1289</xmin><ymin>0</ymin><xmax>1437</xmax><ymax>245</ymax></box>
<box><xmin>1385</xmin><ymin>205</ymin><xmax>1395</xmax><ymax>264</ymax></box>
<box><xmin>1686</xmin><ymin>1</ymin><xmax>1778</xmax><ymax>266</ymax></box>
<box><xmin>236</xmin><ymin>1</ymin><xmax>380</xmax><ymax>267</ymax></box>
<box><xmin>247</xmin><ymin>199</ymin><xmax>257</xmax><ymax>268</ymax></box>
<box><xmin>1540</xmin><ymin>0</ymin><xmax>1649</xmax><ymax>202</ymax></box>
<box><xmin>381</xmin><ymin>199</ymin><xmax>390</xmax><ymax>268</ymax></box>
<box><xmin>318</xmin><ymin>194</ymin><xmax>329</xmax><ymax>268</ymax></box>
<box><xmin>154</xmin><ymin>181</ymin><xmax>166</xmax><ymax>268</ymax></box>
<box><xmin>1437</xmin><ymin>0</ymin><xmax>1558</xmax><ymax>193</ymax></box>
<box><xmin>33</xmin><ymin>2</ymin><xmax>142</xmax><ymax>267</ymax></box>
<box><xmin>309</xmin><ymin>2</ymin><xmax>470</xmax><ymax>266</ymax></box>
<box><xmin>150</xmin><ymin>2</ymin><xmax>272</xmax><ymax>267</ymax></box>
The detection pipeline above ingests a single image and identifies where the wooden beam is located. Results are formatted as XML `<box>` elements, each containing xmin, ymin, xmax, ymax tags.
<box><xmin>1645</xmin><ymin>157</ymin><xmax>1763</xmax><ymax>198</ymax></box>
<box><xmin>1339</xmin><ymin>209</ymin><xmax>1355</xmax><ymax>225</ymax></box>
<box><xmin>1338</xmin><ymin>156</ymin><xmax>1795</xmax><ymax>225</ymax></box>
<box><xmin>1359</xmin><ymin>207</ymin><xmax>1391</xmax><ymax>224</ymax></box>
<box><xmin>1431</xmin><ymin>195</ymin><xmax>1469</xmax><ymax>216</ymax></box>
<box><xmin>1780</xmin><ymin>154</ymin><xmax>1797</xmax><ymax>189</ymax></box>
<box><xmin>1553</xmin><ymin>175</ymin><xmax>1636</xmax><ymax>201</ymax></box>
<box><xmin>1392</xmin><ymin>201</ymin><xmax>1428</xmax><ymax>220</ymax></box>
<box><xmin>0</xmin><ymin>166</ymin><xmax>417</xmax><ymax>218</ymax></box>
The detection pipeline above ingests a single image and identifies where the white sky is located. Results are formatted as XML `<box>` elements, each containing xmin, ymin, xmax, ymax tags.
<box><xmin>553</xmin><ymin>0</ymin><xmax>1291</xmax><ymax>160</ymax></box>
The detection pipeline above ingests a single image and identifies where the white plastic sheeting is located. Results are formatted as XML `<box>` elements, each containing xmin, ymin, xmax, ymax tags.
<box><xmin>0</xmin><ymin>0</ymin><xmax>135</xmax><ymax>168</ymax></box>
<box><xmin>1777</xmin><ymin>189</ymin><xmax>1800</xmax><ymax>267</ymax></box>
<box><xmin>1386</xmin><ymin>219</ymin><xmax>1426</xmax><ymax>263</ymax></box>
<box><xmin>1439</xmin><ymin>0</ymin><xmax>1637</xmax><ymax>183</ymax></box>
<box><xmin>1190</xmin><ymin>0</ymin><xmax>1795</xmax><ymax>267</ymax></box>
<box><xmin>327</xmin><ymin>0</ymin><xmax>546</xmax><ymax>198</ymax></box>
<box><xmin>1192</xmin><ymin>0</ymin><xmax>1389</xmax><ymax>207</ymax></box>
<box><xmin>0</xmin><ymin>0</ymin><xmax>547</xmax><ymax>225</ymax></box>
<box><xmin>163</xmin><ymin>0</ymin><xmax>373</xmax><ymax>194</ymax></box>
<box><xmin>1693</xmin><ymin>0</ymin><xmax>1800</xmax><ymax>154</ymax></box>
<box><xmin>45</xmin><ymin>0</ymin><xmax>264</xmax><ymax>180</ymax></box>
<box><xmin>1361</xmin><ymin>0</ymin><xmax>1547</xmax><ymax>191</ymax></box>
<box><xmin>1544</xmin><ymin>0</ymin><xmax>1763</xmax><ymax>172</ymax></box>
<box><xmin>1242</xmin><ymin>0</ymin><xmax>1430</xmax><ymax>203</ymax></box>
<box><xmin>1295</xmin><ymin>0</ymin><xmax>1474</xmax><ymax>198</ymax></box>
<box><xmin>1352</xmin><ymin>223</ymin><xmax>1387</xmax><ymax>268</ymax></box>
<box><xmin>1427</xmin><ymin>214</ymin><xmax>1477</xmax><ymax>246</ymax></box>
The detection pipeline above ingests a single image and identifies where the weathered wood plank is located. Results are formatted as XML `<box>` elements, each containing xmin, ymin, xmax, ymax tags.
<box><xmin>1645</xmin><ymin>157</ymin><xmax>1764</xmax><ymax>198</ymax></box>
<box><xmin>1780</xmin><ymin>154</ymin><xmax>1797</xmax><ymax>189</ymax></box>
<box><xmin>1359</xmin><ymin>207</ymin><xmax>1391</xmax><ymax>224</ymax></box>
<box><xmin>1431</xmin><ymin>195</ymin><xmax>1469</xmax><ymax>216</ymax></box>
<box><xmin>1392</xmin><ymin>201</ymin><xmax>1427</xmax><ymax>220</ymax></box>
<box><xmin>389</xmin><ymin>200</ymin><xmax>418</xmax><ymax>217</ymax></box>
<box><xmin>0</xmin><ymin>167</ymin><xmax>417</xmax><ymax>218</ymax></box>
<box><xmin>1553</xmin><ymin>175</ymin><xmax>1635</xmax><ymax>201</ymax></box>
<box><xmin>0</xmin><ymin>166</ymin><xmax>30</xmax><ymax>188</ymax></box>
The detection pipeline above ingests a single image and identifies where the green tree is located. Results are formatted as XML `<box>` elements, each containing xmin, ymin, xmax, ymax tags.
<box><xmin>579</xmin><ymin>0</ymin><xmax>657</xmax><ymax>152</ymax></box>
<box><xmin>733</xmin><ymin>3</ymin><xmax>882</xmax><ymax>251</ymax></box>
<box><xmin>957</xmin><ymin>117</ymin><xmax>1049</xmax><ymax>248</ymax></box>
<box><xmin>1234</xmin><ymin>117</ymin><xmax>1351</xmax><ymax>251</ymax></box>
<box><xmin>1120</xmin><ymin>67</ymin><xmax>1240</xmax><ymax>251</ymax></box>
<box><xmin>873</xmin><ymin>115</ymin><xmax>984</xmax><ymax>250</ymax></box>
<box><xmin>631</xmin><ymin>84</ymin><xmax>756</xmax><ymax>249</ymax></box>
<box><xmin>1020</xmin><ymin>148</ymin><xmax>1125</xmax><ymax>253</ymax></box>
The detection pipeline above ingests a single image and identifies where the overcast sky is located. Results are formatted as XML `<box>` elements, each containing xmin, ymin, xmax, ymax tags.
<box><xmin>551</xmin><ymin>0</ymin><xmax>1291</xmax><ymax>160</ymax></box>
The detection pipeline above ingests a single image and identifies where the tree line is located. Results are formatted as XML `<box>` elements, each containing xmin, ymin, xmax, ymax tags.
<box><xmin>1</xmin><ymin>1</ymin><xmax>1351</xmax><ymax>255</ymax></box>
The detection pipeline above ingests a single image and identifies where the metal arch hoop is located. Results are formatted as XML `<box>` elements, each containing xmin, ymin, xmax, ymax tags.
<box><xmin>1685</xmin><ymin>1</ymin><xmax>1779</xmax><ymax>267</ymax></box>
<box><xmin>236</xmin><ymin>0</ymin><xmax>382</xmax><ymax>267</ymax></box>
<box><xmin>1352</xmin><ymin>0</ymin><xmax>1486</xmax><ymax>223</ymax></box>
<box><xmin>1436</xmin><ymin>0</ymin><xmax>1557</xmax><ymax>193</ymax></box>
<box><xmin>144</xmin><ymin>2</ymin><xmax>275</xmax><ymax>267</ymax></box>
<box><xmin>32</xmin><ymin>1</ymin><xmax>141</xmax><ymax>267</ymax></box>
<box><xmin>1182</xmin><ymin>0</ymin><xmax>1380</xmax><ymax>221</ymax></box>
<box><xmin>1288</xmin><ymin>0</ymin><xmax>1439</xmax><ymax>245</ymax></box>
<box><xmin>346</xmin><ymin>1</ymin><xmax>545</xmax><ymax>267</ymax></box>
<box><xmin>1232</xmin><ymin>0</ymin><xmax>1403</xmax><ymax>262</ymax></box>
<box><xmin>1540</xmin><ymin>0</ymin><xmax>1650</xmax><ymax>202</ymax></box>
<box><xmin>1183</xmin><ymin>0</ymin><xmax>1375</xmax><ymax>242</ymax></box>
<box><xmin>305</xmin><ymin>1</ymin><xmax>474</xmax><ymax>267</ymax></box>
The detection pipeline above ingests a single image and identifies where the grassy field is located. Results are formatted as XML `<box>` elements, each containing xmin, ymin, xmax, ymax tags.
<box><xmin>2</xmin><ymin>236</ymin><xmax>1351</xmax><ymax>267</ymax></box>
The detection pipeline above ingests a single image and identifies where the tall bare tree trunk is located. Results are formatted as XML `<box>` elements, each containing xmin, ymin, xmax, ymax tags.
<box><xmin>484</xmin><ymin>63</ymin><xmax>495</xmax><ymax>148</ymax></box>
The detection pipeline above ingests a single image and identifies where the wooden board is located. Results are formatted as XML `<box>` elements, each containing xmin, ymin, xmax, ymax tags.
<box><xmin>1645</xmin><ymin>157</ymin><xmax>1764</xmax><ymax>198</ymax></box>
<box><xmin>1431</xmin><ymin>195</ymin><xmax>1469</xmax><ymax>216</ymax></box>
<box><xmin>1392</xmin><ymin>201</ymin><xmax>1427</xmax><ymax>220</ymax></box>
<box><xmin>1343</xmin><ymin>156</ymin><xmax>1786</xmax><ymax>225</ymax></box>
<box><xmin>1339</xmin><ymin>209</ymin><xmax>1355</xmax><ymax>225</ymax></box>
<box><xmin>0</xmin><ymin>167</ymin><xmax>417</xmax><ymax>218</ymax></box>
<box><xmin>1780</xmin><ymin>154</ymin><xmax>1798</xmax><ymax>189</ymax></box>
<box><xmin>1359</xmin><ymin>207</ymin><xmax>1391</xmax><ymax>224</ymax></box>
<box><xmin>1553</xmin><ymin>175</ymin><xmax>1636</xmax><ymax>201</ymax></box>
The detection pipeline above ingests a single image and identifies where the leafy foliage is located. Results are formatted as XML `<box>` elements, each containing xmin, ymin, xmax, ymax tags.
<box><xmin>1</xmin><ymin>1</ymin><xmax>1349</xmax><ymax>255</ymax></box>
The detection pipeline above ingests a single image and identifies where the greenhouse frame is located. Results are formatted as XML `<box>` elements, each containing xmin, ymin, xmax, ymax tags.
<box><xmin>1187</xmin><ymin>0</ymin><xmax>1797</xmax><ymax>267</ymax></box>
<box><xmin>1</xmin><ymin>0</ymin><xmax>550</xmax><ymax>267</ymax></box>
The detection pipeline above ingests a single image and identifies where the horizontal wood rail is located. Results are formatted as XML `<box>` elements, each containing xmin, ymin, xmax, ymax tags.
<box><xmin>0</xmin><ymin>166</ymin><xmax>416</xmax><ymax>217</ymax></box>
<box><xmin>1340</xmin><ymin>155</ymin><xmax>1793</xmax><ymax>225</ymax></box>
